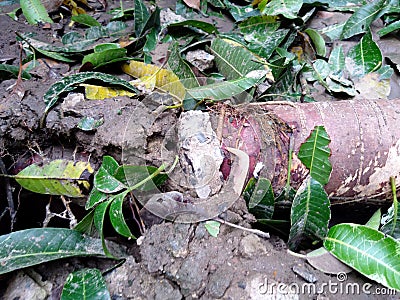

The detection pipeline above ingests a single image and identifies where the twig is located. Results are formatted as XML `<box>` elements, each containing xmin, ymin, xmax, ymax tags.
<box><xmin>214</xmin><ymin>217</ymin><xmax>270</xmax><ymax>239</ymax></box>
<box><xmin>216</xmin><ymin>105</ymin><xmax>225</xmax><ymax>144</ymax></box>
<box><xmin>129</xmin><ymin>191</ymin><xmax>145</xmax><ymax>235</ymax></box>
<box><xmin>10</xmin><ymin>42</ymin><xmax>25</xmax><ymax>99</ymax></box>
<box><xmin>0</xmin><ymin>156</ymin><xmax>15</xmax><ymax>230</ymax></box>
<box><xmin>43</xmin><ymin>196</ymin><xmax>77</xmax><ymax>228</ymax></box>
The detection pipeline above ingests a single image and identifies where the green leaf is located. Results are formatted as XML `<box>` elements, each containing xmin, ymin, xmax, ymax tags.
<box><xmin>94</xmin><ymin>199</ymin><xmax>114</xmax><ymax>257</ymax></box>
<box><xmin>167</xmin><ymin>20</ymin><xmax>219</xmax><ymax>34</ymax></box>
<box><xmin>346</xmin><ymin>30</ymin><xmax>382</xmax><ymax>78</ymax></box>
<box><xmin>381</xmin><ymin>204</ymin><xmax>400</xmax><ymax>240</ymax></box>
<box><xmin>94</xmin><ymin>43</ymin><xmax>120</xmax><ymax>52</ymax></box>
<box><xmin>304</xmin><ymin>28</ymin><xmax>326</xmax><ymax>57</ymax></box>
<box><xmin>77</xmin><ymin>116</ymin><xmax>104</xmax><ymax>131</ymax></box>
<box><xmin>82</xmin><ymin>48</ymin><xmax>127</xmax><ymax>68</ymax></box>
<box><xmin>20</xmin><ymin>0</ymin><xmax>53</xmax><ymax>24</ymax></box>
<box><xmin>105</xmin><ymin>21</ymin><xmax>129</xmax><ymax>36</ymax></box>
<box><xmin>134</xmin><ymin>0</ymin><xmax>150</xmax><ymax>36</ymax></box>
<box><xmin>324</xmin><ymin>224</ymin><xmax>400</xmax><ymax>291</ymax></box>
<box><xmin>109</xmin><ymin>191</ymin><xmax>135</xmax><ymax>238</ymax></box>
<box><xmin>320</xmin><ymin>22</ymin><xmax>345</xmax><ymax>41</ymax></box>
<box><xmin>376</xmin><ymin>65</ymin><xmax>394</xmax><ymax>80</ymax></box>
<box><xmin>35</xmin><ymin>48</ymin><xmax>76</xmax><ymax>63</ymax></box>
<box><xmin>186</xmin><ymin>75</ymin><xmax>262</xmax><ymax>101</ymax></box>
<box><xmin>210</xmin><ymin>38</ymin><xmax>266</xmax><ymax>80</ymax></box>
<box><xmin>341</xmin><ymin>0</ymin><xmax>386</xmax><ymax>39</ymax></box>
<box><xmin>205</xmin><ymin>220</ymin><xmax>220</xmax><ymax>237</ymax></box>
<box><xmin>94</xmin><ymin>156</ymin><xmax>126</xmax><ymax>193</ymax></box>
<box><xmin>110</xmin><ymin>7</ymin><xmax>135</xmax><ymax>20</ymax></box>
<box><xmin>15</xmin><ymin>160</ymin><xmax>93</xmax><ymax>198</ymax></box>
<box><xmin>43</xmin><ymin>72</ymin><xmax>139</xmax><ymax>114</ymax></box>
<box><xmin>71</xmin><ymin>14</ymin><xmax>101</xmax><ymax>27</ymax></box>
<box><xmin>288</xmin><ymin>177</ymin><xmax>331</xmax><ymax>250</ymax></box>
<box><xmin>61</xmin><ymin>268</ymin><xmax>111</xmax><ymax>300</ymax></box>
<box><xmin>0</xmin><ymin>63</ymin><xmax>31</xmax><ymax>80</ymax></box>
<box><xmin>306</xmin><ymin>59</ymin><xmax>331</xmax><ymax>82</ymax></box>
<box><xmin>140</xmin><ymin>6</ymin><xmax>160</xmax><ymax>38</ymax></box>
<box><xmin>167</xmin><ymin>42</ymin><xmax>199</xmax><ymax>89</ymax></box>
<box><xmin>298</xmin><ymin>126</ymin><xmax>332</xmax><ymax>185</ymax></box>
<box><xmin>74</xmin><ymin>210</ymin><xmax>95</xmax><ymax>234</ymax></box>
<box><xmin>239</xmin><ymin>15</ymin><xmax>280</xmax><ymax>35</ymax></box>
<box><xmin>143</xmin><ymin>27</ymin><xmax>158</xmax><ymax>54</ymax></box>
<box><xmin>18</xmin><ymin>21</ymin><xmax>128</xmax><ymax>54</ymax></box>
<box><xmin>1</xmin><ymin>1</ymin><xmax>19</xmax><ymax>7</ymax></box>
<box><xmin>114</xmin><ymin>165</ymin><xmax>168</xmax><ymax>191</ymax></box>
<box><xmin>208</xmin><ymin>0</ymin><xmax>225</xmax><ymax>8</ymax></box>
<box><xmin>85</xmin><ymin>26</ymin><xmax>109</xmax><ymax>40</ymax></box>
<box><xmin>0</xmin><ymin>228</ymin><xmax>105</xmax><ymax>275</ymax></box>
<box><xmin>247</xmin><ymin>178</ymin><xmax>274</xmax><ymax>219</ymax></box>
<box><xmin>303</xmin><ymin>0</ymin><xmax>369</xmax><ymax>12</ymax></box>
<box><xmin>86</xmin><ymin>187</ymin><xmax>108</xmax><ymax>210</ymax></box>
<box><xmin>265</xmin><ymin>66</ymin><xmax>297</xmax><ymax>101</ymax></box>
<box><xmin>259</xmin><ymin>0</ymin><xmax>303</xmax><ymax>19</ymax></box>
<box><xmin>328</xmin><ymin>45</ymin><xmax>345</xmax><ymax>72</ymax></box>
<box><xmin>378</xmin><ymin>20</ymin><xmax>400</xmax><ymax>37</ymax></box>
<box><xmin>381</xmin><ymin>179</ymin><xmax>399</xmax><ymax>240</ymax></box>
<box><xmin>223</xmin><ymin>0</ymin><xmax>259</xmax><ymax>22</ymax></box>
<box><xmin>365</xmin><ymin>209</ymin><xmax>381</xmax><ymax>230</ymax></box>
<box><xmin>245</xmin><ymin>29</ymin><xmax>290</xmax><ymax>60</ymax></box>
<box><xmin>269</xmin><ymin>53</ymin><xmax>293</xmax><ymax>79</ymax></box>
<box><xmin>325</xmin><ymin>74</ymin><xmax>356</xmax><ymax>96</ymax></box>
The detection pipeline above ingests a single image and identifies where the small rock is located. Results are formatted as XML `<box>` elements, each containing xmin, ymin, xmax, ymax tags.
<box><xmin>292</xmin><ymin>265</ymin><xmax>318</xmax><ymax>283</ymax></box>
<box><xmin>240</xmin><ymin>234</ymin><xmax>267</xmax><ymax>258</ymax></box>
<box><xmin>3</xmin><ymin>271</ymin><xmax>52</xmax><ymax>300</ymax></box>
<box><xmin>186</xmin><ymin>50</ymin><xmax>214</xmax><ymax>71</ymax></box>
<box><xmin>160</xmin><ymin>8</ymin><xmax>186</xmax><ymax>26</ymax></box>
<box><xmin>154</xmin><ymin>279</ymin><xmax>182</xmax><ymax>300</ymax></box>
<box><xmin>207</xmin><ymin>266</ymin><xmax>233</xmax><ymax>298</ymax></box>
<box><xmin>61</xmin><ymin>92</ymin><xmax>85</xmax><ymax>112</ymax></box>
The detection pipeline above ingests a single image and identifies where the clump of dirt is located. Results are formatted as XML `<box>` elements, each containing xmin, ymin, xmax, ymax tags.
<box><xmin>2</xmin><ymin>201</ymin><xmax>391</xmax><ymax>299</ymax></box>
<box><xmin>0</xmin><ymin>2</ymin><xmax>397</xmax><ymax>299</ymax></box>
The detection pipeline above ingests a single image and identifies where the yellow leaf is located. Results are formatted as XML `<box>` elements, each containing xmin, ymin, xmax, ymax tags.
<box><xmin>63</xmin><ymin>0</ymin><xmax>86</xmax><ymax>15</ymax></box>
<box><xmin>81</xmin><ymin>84</ymin><xmax>136</xmax><ymax>100</ymax></box>
<box><xmin>252</xmin><ymin>0</ymin><xmax>264</xmax><ymax>6</ymax></box>
<box><xmin>291</xmin><ymin>46</ymin><xmax>304</xmax><ymax>61</ymax></box>
<box><xmin>122</xmin><ymin>61</ymin><xmax>186</xmax><ymax>102</ymax></box>
<box><xmin>354</xmin><ymin>73</ymin><xmax>390</xmax><ymax>100</ymax></box>
<box><xmin>138</xmin><ymin>75</ymin><xmax>157</xmax><ymax>90</ymax></box>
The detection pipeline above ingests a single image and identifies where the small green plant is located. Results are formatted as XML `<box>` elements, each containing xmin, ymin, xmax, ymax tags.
<box><xmin>79</xmin><ymin>155</ymin><xmax>170</xmax><ymax>256</ymax></box>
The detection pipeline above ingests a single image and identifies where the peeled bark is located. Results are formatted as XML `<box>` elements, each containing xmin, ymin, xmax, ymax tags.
<box><xmin>218</xmin><ymin>99</ymin><xmax>400</xmax><ymax>203</ymax></box>
<box><xmin>128</xmin><ymin>98</ymin><xmax>400</xmax><ymax>221</ymax></box>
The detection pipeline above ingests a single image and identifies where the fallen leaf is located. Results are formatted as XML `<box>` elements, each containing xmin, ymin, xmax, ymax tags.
<box><xmin>122</xmin><ymin>61</ymin><xmax>186</xmax><ymax>102</ymax></box>
<box><xmin>183</xmin><ymin>0</ymin><xmax>200</xmax><ymax>10</ymax></box>
<box><xmin>81</xmin><ymin>83</ymin><xmax>136</xmax><ymax>100</ymax></box>
<box><xmin>354</xmin><ymin>72</ymin><xmax>390</xmax><ymax>100</ymax></box>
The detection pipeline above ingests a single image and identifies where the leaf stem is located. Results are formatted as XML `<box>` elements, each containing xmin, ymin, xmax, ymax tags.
<box><xmin>284</xmin><ymin>134</ymin><xmax>294</xmax><ymax>197</ymax></box>
<box><xmin>166</xmin><ymin>103</ymin><xmax>182</xmax><ymax>109</ymax></box>
<box><xmin>389</xmin><ymin>176</ymin><xmax>398</xmax><ymax>236</ymax></box>
<box><xmin>164</xmin><ymin>155</ymin><xmax>179</xmax><ymax>174</ymax></box>
<box><xmin>120</xmin><ymin>0</ymin><xmax>124</xmax><ymax>14</ymax></box>
<box><xmin>126</xmin><ymin>158</ymin><xmax>177</xmax><ymax>192</ymax></box>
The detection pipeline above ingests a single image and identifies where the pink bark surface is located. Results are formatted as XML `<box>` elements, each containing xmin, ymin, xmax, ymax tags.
<box><xmin>218</xmin><ymin>99</ymin><xmax>400</xmax><ymax>202</ymax></box>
